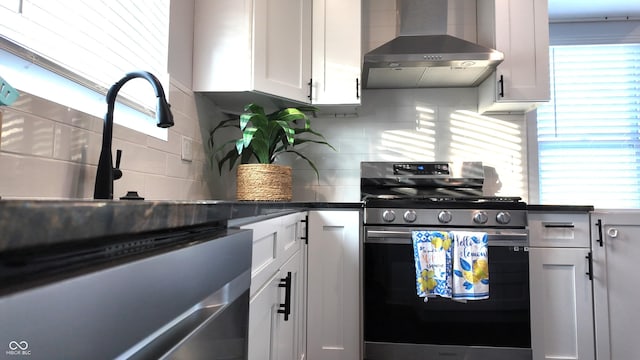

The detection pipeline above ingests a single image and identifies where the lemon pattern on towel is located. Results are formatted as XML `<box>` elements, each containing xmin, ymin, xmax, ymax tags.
<box><xmin>451</xmin><ymin>231</ymin><xmax>490</xmax><ymax>299</ymax></box>
<box><xmin>412</xmin><ymin>231</ymin><xmax>453</xmax><ymax>298</ymax></box>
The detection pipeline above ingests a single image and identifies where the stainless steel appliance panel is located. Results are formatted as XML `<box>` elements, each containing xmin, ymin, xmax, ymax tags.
<box><xmin>0</xmin><ymin>228</ymin><xmax>252</xmax><ymax>360</ymax></box>
<box><xmin>360</xmin><ymin>160</ymin><xmax>532</xmax><ymax>360</ymax></box>
<box><xmin>364</xmin><ymin>229</ymin><xmax>531</xmax><ymax>359</ymax></box>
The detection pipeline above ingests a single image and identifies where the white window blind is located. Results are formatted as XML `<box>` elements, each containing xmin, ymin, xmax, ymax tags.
<box><xmin>537</xmin><ymin>44</ymin><xmax>640</xmax><ymax>208</ymax></box>
<box><xmin>0</xmin><ymin>0</ymin><xmax>169</xmax><ymax>122</ymax></box>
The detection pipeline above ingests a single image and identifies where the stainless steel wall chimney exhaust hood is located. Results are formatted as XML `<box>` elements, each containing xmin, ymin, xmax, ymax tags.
<box><xmin>362</xmin><ymin>0</ymin><xmax>504</xmax><ymax>89</ymax></box>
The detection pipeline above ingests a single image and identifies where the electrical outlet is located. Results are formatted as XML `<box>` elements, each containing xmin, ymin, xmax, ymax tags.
<box><xmin>181</xmin><ymin>136</ymin><xmax>193</xmax><ymax>162</ymax></box>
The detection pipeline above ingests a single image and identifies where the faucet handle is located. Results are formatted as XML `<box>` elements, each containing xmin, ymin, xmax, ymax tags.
<box><xmin>113</xmin><ymin>149</ymin><xmax>123</xmax><ymax>180</ymax></box>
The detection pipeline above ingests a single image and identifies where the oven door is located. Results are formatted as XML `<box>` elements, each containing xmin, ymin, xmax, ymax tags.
<box><xmin>364</xmin><ymin>227</ymin><xmax>532</xmax><ymax>360</ymax></box>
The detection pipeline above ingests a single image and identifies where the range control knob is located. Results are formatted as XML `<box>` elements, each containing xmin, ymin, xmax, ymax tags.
<box><xmin>404</xmin><ymin>210</ymin><xmax>417</xmax><ymax>223</ymax></box>
<box><xmin>473</xmin><ymin>211</ymin><xmax>489</xmax><ymax>224</ymax></box>
<box><xmin>437</xmin><ymin>210</ymin><xmax>453</xmax><ymax>224</ymax></box>
<box><xmin>382</xmin><ymin>210</ymin><xmax>396</xmax><ymax>223</ymax></box>
<box><xmin>496</xmin><ymin>211</ymin><xmax>512</xmax><ymax>224</ymax></box>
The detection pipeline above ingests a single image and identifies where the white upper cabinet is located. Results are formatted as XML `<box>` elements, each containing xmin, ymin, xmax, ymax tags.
<box><xmin>477</xmin><ymin>0</ymin><xmax>550</xmax><ymax>113</ymax></box>
<box><xmin>193</xmin><ymin>0</ymin><xmax>312</xmax><ymax>104</ymax></box>
<box><xmin>311</xmin><ymin>0</ymin><xmax>362</xmax><ymax>106</ymax></box>
<box><xmin>193</xmin><ymin>0</ymin><xmax>362</xmax><ymax>110</ymax></box>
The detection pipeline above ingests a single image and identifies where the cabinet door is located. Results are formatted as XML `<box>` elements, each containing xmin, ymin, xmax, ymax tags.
<box><xmin>277</xmin><ymin>250</ymin><xmax>305</xmax><ymax>360</ymax></box>
<box><xmin>591</xmin><ymin>212</ymin><xmax>640</xmax><ymax>360</ymax></box>
<box><xmin>192</xmin><ymin>0</ymin><xmax>253</xmax><ymax>91</ymax></box>
<box><xmin>493</xmin><ymin>0</ymin><xmax>549</xmax><ymax>102</ymax></box>
<box><xmin>477</xmin><ymin>0</ymin><xmax>550</xmax><ymax>113</ymax></box>
<box><xmin>249</xmin><ymin>250</ymin><xmax>304</xmax><ymax>360</ymax></box>
<box><xmin>529</xmin><ymin>247</ymin><xmax>595</xmax><ymax>360</ymax></box>
<box><xmin>311</xmin><ymin>0</ymin><xmax>361</xmax><ymax>105</ymax></box>
<box><xmin>254</xmin><ymin>0</ymin><xmax>312</xmax><ymax>103</ymax></box>
<box><xmin>307</xmin><ymin>210</ymin><xmax>360</xmax><ymax>360</ymax></box>
<box><xmin>249</xmin><ymin>270</ymin><xmax>281</xmax><ymax>360</ymax></box>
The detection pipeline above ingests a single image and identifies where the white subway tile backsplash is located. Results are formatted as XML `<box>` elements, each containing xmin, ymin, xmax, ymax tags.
<box><xmin>318</xmin><ymin>169</ymin><xmax>361</xmax><ymax>187</ymax></box>
<box><xmin>1</xmin><ymin>109</ymin><xmax>55</xmax><ymax>157</ymax></box>
<box><xmin>292</xmin><ymin>185</ymin><xmax>317</xmax><ymax>202</ymax></box>
<box><xmin>166</xmin><ymin>153</ymin><xmax>199</xmax><ymax>180</ymax></box>
<box><xmin>114</xmin><ymin>170</ymin><xmax>147</xmax><ymax>200</ymax></box>
<box><xmin>368</xmin><ymin>0</ymin><xmax>396</xmax><ymax>11</ymax></box>
<box><xmin>0</xmin><ymin>152</ymin><xmax>94</xmax><ymax>199</ymax></box>
<box><xmin>1</xmin><ymin>79</ymin><xmax>213</xmax><ymax>200</ymax></box>
<box><xmin>309</xmin><ymin>185</ymin><xmax>360</xmax><ymax>202</ymax></box>
<box><xmin>287</xmin><ymin>87</ymin><xmax>529</xmax><ymax>202</ymax></box>
<box><xmin>147</xmin><ymin>129</ymin><xmax>181</xmax><ymax>155</ymax></box>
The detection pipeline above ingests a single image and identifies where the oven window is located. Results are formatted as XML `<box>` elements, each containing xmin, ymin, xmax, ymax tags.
<box><xmin>364</xmin><ymin>243</ymin><xmax>531</xmax><ymax>348</ymax></box>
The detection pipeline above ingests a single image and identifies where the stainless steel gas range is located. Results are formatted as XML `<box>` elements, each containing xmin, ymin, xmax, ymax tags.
<box><xmin>361</xmin><ymin>161</ymin><xmax>531</xmax><ymax>360</ymax></box>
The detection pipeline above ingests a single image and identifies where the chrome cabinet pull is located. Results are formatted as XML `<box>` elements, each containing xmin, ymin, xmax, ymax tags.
<box><xmin>607</xmin><ymin>227</ymin><xmax>619</xmax><ymax>238</ymax></box>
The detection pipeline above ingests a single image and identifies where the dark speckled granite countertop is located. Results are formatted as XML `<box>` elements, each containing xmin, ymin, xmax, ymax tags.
<box><xmin>1</xmin><ymin>200</ymin><xmax>599</xmax><ymax>254</ymax></box>
<box><xmin>0</xmin><ymin>200</ymin><xmax>362</xmax><ymax>253</ymax></box>
<box><xmin>527</xmin><ymin>204</ymin><xmax>594</xmax><ymax>212</ymax></box>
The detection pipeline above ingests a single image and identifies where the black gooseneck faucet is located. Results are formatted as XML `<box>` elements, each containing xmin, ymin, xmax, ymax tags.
<box><xmin>93</xmin><ymin>71</ymin><xmax>174</xmax><ymax>199</ymax></box>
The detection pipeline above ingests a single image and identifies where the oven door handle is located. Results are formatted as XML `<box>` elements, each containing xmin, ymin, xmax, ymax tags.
<box><xmin>365</xmin><ymin>229</ymin><xmax>529</xmax><ymax>246</ymax></box>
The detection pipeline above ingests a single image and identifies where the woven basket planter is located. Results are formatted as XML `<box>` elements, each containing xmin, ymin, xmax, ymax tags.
<box><xmin>236</xmin><ymin>164</ymin><xmax>292</xmax><ymax>201</ymax></box>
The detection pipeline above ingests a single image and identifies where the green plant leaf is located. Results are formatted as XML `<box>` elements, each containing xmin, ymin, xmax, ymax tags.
<box><xmin>244</xmin><ymin>103</ymin><xmax>266</xmax><ymax>116</ymax></box>
<box><xmin>251</xmin><ymin>136</ymin><xmax>271</xmax><ymax>164</ymax></box>
<box><xmin>208</xmin><ymin>103</ymin><xmax>333</xmax><ymax>175</ymax></box>
<box><xmin>216</xmin><ymin>147</ymin><xmax>240</xmax><ymax>173</ymax></box>
<box><xmin>282</xmin><ymin>149</ymin><xmax>322</xmax><ymax>181</ymax></box>
<box><xmin>275</xmin><ymin>120</ymin><xmax>295</xmax><ymax>145</ymax></box>
<box><xmin>210</xmin><ymin>117</ymin><xmax>240</xmax><ymax>133</ymax></box>
<box><xmin>294</xmin><ymin>137</ymin><xmax>337</xmax><ymax>151</ymax></box>
<box><xmin>236</xmin><ymin>128</ymin><xmax>255</xmax><ymax>156</ymax></box>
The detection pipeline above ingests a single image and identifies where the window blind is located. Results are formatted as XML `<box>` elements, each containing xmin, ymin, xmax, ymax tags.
<box><xmin>537</xmin><ymin>44</ymin><xmax>640</xmax><ymax>208</ymax></box>
<box><xmin>0</xmin><ymin>0</ymin><xmax>169</xmax><ymax>114</ymax></box>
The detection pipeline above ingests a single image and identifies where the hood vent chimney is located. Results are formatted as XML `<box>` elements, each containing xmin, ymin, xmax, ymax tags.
<box><xmin>362</xmin><ymin>0</ymin><xmax>503</xmax><ymax>89</ymax></box>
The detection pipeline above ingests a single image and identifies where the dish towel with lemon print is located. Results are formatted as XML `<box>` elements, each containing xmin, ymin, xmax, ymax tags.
<box><xmin>412</xmin><ymin>231</ymin><xmax>453</xmax><ymax>299</ymax></box>
<box><xmin>450</xmin><ymin>231</ymin><xmax>489</xmax><ymax>300</ymax></box>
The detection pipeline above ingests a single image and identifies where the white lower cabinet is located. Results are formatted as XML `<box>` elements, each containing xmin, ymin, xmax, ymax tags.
<box><xmin>306</xmin><ymin>210</ymin><xmax>361</xmax><ymax>360</ymax></box>
<box><xmin>528</xmin><ymin>210</ymin><xmax>595</xmax><ymax>360</ymax></box>
<box><xmin>529</xmin><ymin>247</ymin><xmax>595</xmax><ymax>360</ymax></box>
<box><xmin>241</xmin><ymin>212</ymin><xmax>307</xmax><ymax>360</ymax></box>
<box><xmin>249</xmin><ymin>250</ymin><xmax>304</xmax><ymax>360</ymax></box>
<box><xmin>590</xmin><ymin>211</ymin><xmax>640</xmax><ymax>360</ymax></box>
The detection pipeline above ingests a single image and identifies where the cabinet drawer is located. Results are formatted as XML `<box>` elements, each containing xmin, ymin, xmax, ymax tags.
<box><xmin>241</xmin><ymin>212</ymin><xmax>306</xmax><ymax>295</ymax></box>
<box><xmin>529</xmin><ymin>212</ymin><xmax>590</xmax><ymax>248</ymax></box>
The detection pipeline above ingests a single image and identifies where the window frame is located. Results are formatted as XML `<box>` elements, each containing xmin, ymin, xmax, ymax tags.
<box><xmin>530</xmin><ymin>20</ymin><xmax>640</xmax><ymax>208</ymax></box>
<box><xmin>0</xmin><ymin>0</ymin><xmax>171</xmax><ymax>140</ymax></box>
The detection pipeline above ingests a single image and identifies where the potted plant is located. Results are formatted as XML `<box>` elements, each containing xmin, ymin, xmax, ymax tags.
<box><xmin>209</xmin><ymin>103</ymin><xmax>335</xmax><ymax>201</ymax></box>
